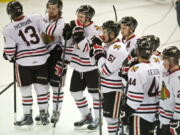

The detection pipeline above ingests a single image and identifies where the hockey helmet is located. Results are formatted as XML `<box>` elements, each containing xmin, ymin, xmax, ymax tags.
<box><xmin>136</xmin><ymin>36</ymin><xmax>153</xmax><ymax>59</ymax></box>
<box><xmin>143</xmin><ymin>35</ymin><xmax>160</xmax><ymax>51</ymax></box>
<box><xmin>162</xmin><ymin>46</ymin><xmax>180</xmax><ymax>65</ymax></box>
<box><xmin>6</xmin><ymin>1</ymin><xmax>23</xmax><ymax>19</ymax></box>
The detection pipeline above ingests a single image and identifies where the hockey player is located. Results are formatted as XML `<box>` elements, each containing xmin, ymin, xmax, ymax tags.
<box><xmin>147</xmin><ymin>35</ymin><xmax>161</xmax><ymax>64</ymax></box>
<box><xmin>119</xmin><ymin>16</ymin><xmax>138</xmax><ymax>57</ymax></box>
<box><xmin>158</xmin><ymin>46</ymin><xmax>180</xmax><ymax>135</ymax></box>
<box><xmin>35</xmin><ymin>0</ymin><xmax>67</xmax><ymax>125</ymax></box>
<box><xmin>3</xmin><ymin>1</ymin><xmax>50</xmax><ymax>126</ymax></box>
<box><xmin>91</xmin><ymin>20</ymin><xmax>128</xmax><ymax>135</ymax></box>
<box><xmin>125</xmin><ymin>36</ymin><xmax>161</xmax><ymax>135</ymax></box>
<box><xmin>63</xmin><ymin>5</ymin><xmax>102</xmax><ymax>130</ymax></box>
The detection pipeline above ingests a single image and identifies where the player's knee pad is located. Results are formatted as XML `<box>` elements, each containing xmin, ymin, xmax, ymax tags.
<box><xmin>52</xmin><ymin>86</ymin><xmax>63</xmax><ymax>93</ymax></box>
<box><xmin>19</xmin><ymin>85</ymin><xmax>32</xmax><ymax>97</ymax></box>
<box><xmin>90</xmin><ymin>93</ymin><xmax>99</xmax><ymax>100</ymax></box>
<box><xmin>71</xmin><ymin>91</ymin><xmax>84</xmax><ymax>100</ymax></box>
<box><xmin>105</xmin><ymin>117</ymin><xmax>118</xmax><ymax>125</ymax></box>
<box><xmin>34</xmin><ymin>83</ymin><xmax>49</xmax><ymax>95</ymax></box>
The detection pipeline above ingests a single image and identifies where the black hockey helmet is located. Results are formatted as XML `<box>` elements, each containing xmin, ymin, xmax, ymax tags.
<box><xmin>143</xmin><ymin>35</ymin><xmax>160</xmax><ymax>51</ymax></box>
<box><xmin>162</xmin><ymin>46</ymin><xmax>180</xmax><ymax>65</ymax></box>
<box><xmin>6</xmin><ymin>1</ymin><xmax>23</xmax><ymax>19</ymax></box>
<box><xmin>46</xmin><ymin>0</ymin><xmax>63</xmax><ymax>10</ymax></box>
<box><xmin>119</xmin><ymin>16</ymin><xmax>138</xmax><ymax>32</ymax></box>
<box><xmin>76</xmin><ymin>5</ymin><xmax>95</xmax><ymax>20</ymax></box>
<box><xmin>136</xmin><ymin>36</ymin><xmax>153</xmax><ymax>59</ymax></box>
<box><xmin>102</xmin><ymin>20</ymin><xmax>120</xmax><ymax>38</ymax></box>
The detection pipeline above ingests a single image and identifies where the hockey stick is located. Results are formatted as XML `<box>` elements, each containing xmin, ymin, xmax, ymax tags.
<box><xmin>97</xmin><ymin>71</ymin><xmax>103</xmax><ymax>135</ymax></box>
<box><xmin>116</xmin><ymin>83</ymin><xmax>128</xmax><ymax>135</ymax></box>
<box><xmin>0</xmin><ymin>82</ymin><xmax>14</xmax><ymax>95</ymax></box>
<box><xmin>99</xmin><ymin>92</ymin><xmax>103</xmax><ymax>135</ymax></box>
<box><xmin>113</xmin><ymin>5</ymin><xmax>118</xmax><ymax>22</ymax></box>
<box><xmin>13</xmin><ymin>62</ymin><xmax>17</xmax><ymax>123</ymax></box>
<box><xmin>52</xmin><ymin>29</ymin><xmax>68</xmax><ymax>130</ymax></box>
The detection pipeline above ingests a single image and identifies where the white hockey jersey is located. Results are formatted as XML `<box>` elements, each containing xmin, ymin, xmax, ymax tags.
<box><xmin>43</xmin><ymin>16</ymin><xmax>66</xmax><ymax>51</ymax></box>
<box><xmin>127</xmin><ymin>62</ymin><xmax>161</xmax><ymax>122</ymax></box>
<box><xmin>121</xmin><ymin>34</ymin><xmax>137</xmax><ymax>55</ymax></box>
<box><xmin>3</xmin><ymin>14</ymin><xmax>49</xmax><ymax>66</ymax></box>
<box><xmin>159</xmin><ymin>69</ymin><xmax>180</xmax><ymax>124</ymax></box>
<box><xmin>97</xmin><ymin>39</ymin><xmax>128</xmax><ymax>93</ymax></box>
<box><xmin>65</xmin><ymin>20</ymin><xmax>100</xmax><ymax>72</ymax></box>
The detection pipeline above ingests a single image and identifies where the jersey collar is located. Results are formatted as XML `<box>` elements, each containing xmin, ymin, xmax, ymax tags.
<box><xmin>169</xmin><ymin>68</ymin><xmax>180</xmax><ymax>75</ymax></box>
<box><xmin>14</xmin><ymin>16</ymin><xmax>25</xmax><ymax>21</ymax></box>
<box><xmin>122</xmin><ymin>34</ymin><xmax>136</xmax><ymax>43</ymax></box>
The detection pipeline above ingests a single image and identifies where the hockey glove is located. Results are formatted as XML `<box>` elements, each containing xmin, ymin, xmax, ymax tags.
<box><xmin>118</xmin><ymin>68</ymin><xmax>128</xmax><ymax>81</ymax></box>
<box><xmin>91</xmin><ymin>36</ymin><xmax>103</xmax><ymax>47</ymax></box>
<box><xmin>124</xmin><ymin>103</ymin><xmax>135</xmax><ymax>125</ymax></box>
<box><xmin>157</xmin><ymin>124</ymin><xmax>171</xmax><ymax>135</ymax></box>
<box><xmin>54</xmin><ymin>61</ymin><xmax>67</xmax><ymax>77</ymax></box>
<box><xmin>72</xmin><ymin>26</ymin><xmax>85</xmax><ymax>44</ymax></box>
<box><xmin>63</xmin><ymin>23</ymin><xmax>72</xmax><ymax>40</ymax></box>
<box><xmin>90</xmin><ymin>36</ymin><xmax>104</xmax><ymax>57</ymax></box>
<box><xmin>93</xmin><ymin>44</ymin><xmax>106</xmax><ymax>65</ymax></box>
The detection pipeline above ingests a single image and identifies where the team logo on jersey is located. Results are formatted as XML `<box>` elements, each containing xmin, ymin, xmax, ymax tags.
<box><xmin>95</xmin><ymin>25</ymin><xmax>101</xmax><ymax>31</ymax></box>
<box><xmin>113</xmin><ymin>45</ymin><xmax>121</xmax><ymax>50</ymax></box>
<box><xmin>160</xmin><ymin>81</ymin><xmax>170</xmax><ymax>100</ymax></box>
<box><xmin>130</xmin><ymin>66</ymin><xmax>139</xmax><ymax>72</ymax></box>
<box><xmin>153</xmin><ymin>58</ymin><xmax>160</xmax><ymax>63</ymax></box>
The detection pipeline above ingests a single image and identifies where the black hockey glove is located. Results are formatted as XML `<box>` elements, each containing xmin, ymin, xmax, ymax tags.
<box><xmin>63</xmin><ymin>23</ymin><xmax>72</xmax><ymax>40</ymax></box>
<box><xmin>50</xmin><ymin>45</ymin><xmax>62</xmax><ymax>58</ymax></box>
<box><xmin>93</xmin><ymin>44</ymin><xmax>106</xmax><ymax>65</ymax></box>
<box><xmin>118</xmin><ymin>68</ymin><xmax>128</xmax><ymax>81</ymax></box>
<box><xmin>156</xmin><ymin>124</ymin><xmax>171</xmax><ymax>135</ymax></box>
<box><xmin>124</xmin><ymin>103</ymin><xmax>135</xmax><ymax>125</ymax></box>
<box><xmin>73</xmin><ymin>26</ymin><xmax>85</xmax><ymax>44</ymax></box>
<box><xmin>90</xmin><ymin>36</ymin><xmax>103</xmax><ymax>57</ymax></box>
<box><xmin>91</xmin><ymin>36</ymin><xmax>103</xmax><ymax>46</ymax></box>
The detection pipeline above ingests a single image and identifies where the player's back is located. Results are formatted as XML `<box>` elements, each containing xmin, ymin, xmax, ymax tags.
<box><xmin>3</xmin><ymin>14</ymin><xmax>49</xmax><ymax>66</ymax></box>
<box><xmin>127</xmin><ymin>62</ymin><xmax>161</xmax><ymax>122</ymax></box>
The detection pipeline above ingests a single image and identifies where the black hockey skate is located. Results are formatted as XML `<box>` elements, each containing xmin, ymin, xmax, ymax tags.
<box><xmin>87</xmin><ymin>118</ymin><xmax>101</xmax><ymax>130</ymax></box>
<box><xmin>40</xmin><ymin>110</ymin><xmax>49</xmax><ymax>125</ymax></box>
<box><xmin>14</xmin><ymin>114</ymin><xmax>33</xmax><ymax>127</ymax></box>
<box><xmin>74</xmin><ymin>113</ymin><xmax>93</xmax><ymax>129</ymax></box>
<box><xmin>35</xmin><ymin>111</ymin><xmax>49</xmax><ymax>125</ymax></box>
<box><xmin>51</xmin><ymin>111</ymin><xmax>60</xmax><ymax>124</ymax></box>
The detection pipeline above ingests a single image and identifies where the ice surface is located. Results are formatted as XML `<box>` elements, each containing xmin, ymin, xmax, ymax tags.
<box><xmin>0</xmin><ymin>0</ymin><xmax>179</xmax><ymax>135</ymax></box>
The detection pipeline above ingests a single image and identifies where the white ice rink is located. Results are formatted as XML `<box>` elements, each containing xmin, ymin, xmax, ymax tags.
<box><xmin>0</xmin><ymin>0</ymin><xmax>179</xmax><ymax>135</ymax></box>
